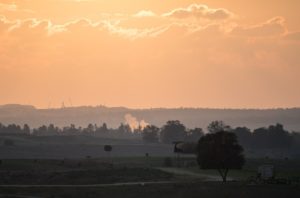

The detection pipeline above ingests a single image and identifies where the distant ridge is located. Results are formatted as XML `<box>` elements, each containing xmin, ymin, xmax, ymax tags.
<box><xmin>0</xmin><ymin>104</ymin><xmax>36</xmax><ymax>110</ymax></box>
<box><xmin>1</xmin><ymin>104</ymin><xmax>299</xmax><ymax>111</ymax></box>
<box><xmin>0</xmin><ymin>104</ymin><xmax>300</xmax><ymax>132</ymax></box>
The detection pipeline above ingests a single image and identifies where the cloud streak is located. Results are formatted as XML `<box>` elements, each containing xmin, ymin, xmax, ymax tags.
<box><xmin>0</xmin><ymin>2</ymin><xmax>34</xmax><ymax>13</ymax></box>
<box><xmin>231</xmin><ymin>17</ymin><xmax>287</xmax><ymax>37</ymax></box>
<box><xmin>162</xmin><ymin>4</ymin><xmax>234</xmax><ymax>20</ymax></box>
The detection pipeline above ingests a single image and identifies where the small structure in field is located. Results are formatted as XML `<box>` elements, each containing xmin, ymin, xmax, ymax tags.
<box><xmin>258</xmin><ymin>165</ymin><xmax>274</xmax><ymax>180</ymax></box>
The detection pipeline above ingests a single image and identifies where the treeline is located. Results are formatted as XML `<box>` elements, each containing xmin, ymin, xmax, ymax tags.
<box><xmin>142</xmin><ymin>121</ymin><xmax>300</xmax><ymax>149</ymax></box>
<box><xmin>0</xmin><ymin>122</ymin><xmax>139</xmax><ymax>139</ymax></box>
<box><xmin>0</xmin><ymin>121</ymin><xmax>202</xmax><ymax>142</ymax></box>
<box><xmin>0</xmin><ymin>121</ymin><xmax>300</xmax><ymax>149</ymax></box>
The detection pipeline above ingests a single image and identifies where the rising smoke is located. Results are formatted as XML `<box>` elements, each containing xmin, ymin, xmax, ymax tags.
<box><xmin>124</xmin><ymin>114</ymin><xmax>149</xmax><ymax>131</ymax></box>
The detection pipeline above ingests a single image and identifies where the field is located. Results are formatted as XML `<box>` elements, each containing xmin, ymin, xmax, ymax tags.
<box><xmin>1</xmin><ymin>181</ymin><xmax>300</xmax><ymax>198</ymax></box>
<box><xmin>0</xmin><ymin>157</ymin><xmax>300</xmax><ymax>197</ymax></box>
<box><xmin>0</xmin><ymin>135</ymin><xmax>174</xmax><ymax>158</ymax></box>
<box><xmin>1</xmin><ymin>135</ymin><xmax>300</xmax><ymax>197</ymax></box>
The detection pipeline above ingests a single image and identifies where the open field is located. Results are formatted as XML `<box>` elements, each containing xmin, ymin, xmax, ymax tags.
<box><xmin>1</xmin><ymin>182</ymin><xmax>300</xmax><ymax>198</ymax></box>
<box><xmin>180</xmin><ymin>158</ymin><xmax>300</xmax><ymax>180</ymax></box>
<box><xmin>0</xmin><ymin>135</ymin><xmax>174</xmax><ymax>159</ymax></box>
<box><xmin>1</xmin><ymin>157</ymin><xmax>300</xmax><ymax>182</ymax></box>
<box><xmin>0</xmin><ymin>157</ymin><xmax>299</xmax><ymax>198</ymax></box>
<box><xmin>1</xmin><ymin>154</ymin><xmax>300</xmax><ymax>197</ymax></box>
<box><xmin>0</xmin><ymin>158</ymin><xmax>174</xmax><ymax>185</ymax></box>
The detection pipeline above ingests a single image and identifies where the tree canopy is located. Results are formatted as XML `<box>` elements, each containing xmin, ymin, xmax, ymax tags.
<box><xmin>142</xmin><ymin>125</ymin><xmax>160</xmax><ymax>143</ymax></box>
<box><xmin>197</xmin><ymin>131</ymin><xmax>245</xmax><ymax>182</ymax></box>
<box><xmin>207</xmin><ymin>120</ymin><xmax>231</xmax><ymax>133</ymax></box>
<box><xmin>160</xmin><ymin>120</ymin><xmax>186</xmax><ymax>143</ymax></box>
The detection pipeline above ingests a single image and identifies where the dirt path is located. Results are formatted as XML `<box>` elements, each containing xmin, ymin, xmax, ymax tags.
<box><xmin>157</xmin><ymin>167</ymin><xmax>233</xmax><ymax>181</ymax></box>
<box><xmin>0</xmin><ymin>195</ymin><xmax>42</xmax><ymax>198</ymax></box>
<box><xmin>0</xmin><ymin>181</ymin><xmax>177</xmax><ymax>188</ymax></box>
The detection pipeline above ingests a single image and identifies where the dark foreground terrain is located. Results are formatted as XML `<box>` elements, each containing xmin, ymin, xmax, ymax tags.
<box><xmin>0</xmin><ymin>158</ymin><xmax>300</xmax><ymax>198</ymax></box>
<box><xmin>1</xmin><ymin>182</ymin><xmax>300</xmax><ymax>198</ymax></box>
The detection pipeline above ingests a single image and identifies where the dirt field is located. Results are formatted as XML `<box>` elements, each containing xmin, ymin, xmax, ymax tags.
<box><xmin>0</xmin><ymin>135</ymin><xmax>174</xmax><ymax>159</ymax></box>
<box><xmin>1</xmin><ymin>182</ymin><xmax>300</xmax><ymax>198</ymax></box>
<box><xmin>1</xmin><ymin>148</ymin><xmax>300</xmax><ymax>197</ymax></box>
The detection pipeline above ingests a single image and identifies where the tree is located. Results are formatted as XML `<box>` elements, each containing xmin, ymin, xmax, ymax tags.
<box><xmin>268</xmin><ymin>123</ymin><xmax>291</xmax><ymax>148</ymax></box>
<box><xmin>118</xmin><ymin>123</ymin><xmax>132</xmax><ymax>134</ymax></box>
<box><xmin>197</xmin><ymin>131</ymin><xmax>245</xmax><ymax>182</ymax></box>
<box><xmin>6</xmin><ymin>124</ymin><xmax>22</xmax><ymax>134</ymax></box>
<box><xmin>84</xmin><ymin>123</ymin><xmax>95</xmax><ymax>134</ymax></box>
<box><xmin>185</xmin><ymin>128</ymin><xmax>204</xmax><ymax>142</ymax></box>
<box><xmin>207</xmin><ymin>120</ymin><xmax>231</xmax><ymax>133</ymax></box>
<box><xmin>47</xmin><ymin>124</ymin><xmax>59</xmax><ymax>135</ymax></box>
<box><xmin>142</xmin><ymin>125</ymin><xmax>159</xmax><ymax>143</ymax></box>
<box><xmin>33</xmin><ymin>125</ymin><xmax>47</xmax><ymax>136</ymax></box>
<box><xmin>252</xmin><ymin>123</ymin><xmax>291</xmax><ymax>149</ymax></box>
<box><xmin>160</xmin><ymin>120</ymin><xmax>186</xmax><ymax>143</ymax></box>
<box><xmin>23</xmin><ymin>124</ymin><xmax>31</xmax><ymax>135</ymax></box>
<box><xmin>95</xmin><ymin>123</ymin><xmax>109</xmax><ymax>136</ymax></box>
<box><xmin>232</xmin><ymin>127</ymin><xmax>252</xmax><ymax>148</ymax></box>
<box><xmin>100</xmin><ymin>123</ymin><xmax>108</xmax><ymax>133</ymax></box>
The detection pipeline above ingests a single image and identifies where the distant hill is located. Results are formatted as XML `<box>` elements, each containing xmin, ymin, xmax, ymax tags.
<box><xmin>0</xmin><ymin>104</ymin><xmax>300</xmax><ymax>132</ymax></box>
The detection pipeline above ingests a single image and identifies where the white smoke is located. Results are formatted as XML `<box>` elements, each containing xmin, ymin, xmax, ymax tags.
<box><xmin>124</xmin><ymin>114</ymin><xmax>149</xmax><ymax>131</ymax></box>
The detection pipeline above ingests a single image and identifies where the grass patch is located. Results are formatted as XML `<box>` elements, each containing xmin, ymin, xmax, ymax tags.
<box><xmin>0</xmin><ymin>182</ymin><xmax>300</xmax><ymax>198</ymax></box>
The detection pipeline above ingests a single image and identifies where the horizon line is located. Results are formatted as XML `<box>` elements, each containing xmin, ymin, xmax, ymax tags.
<box><xmin>1</xmin><ymin>103</ymin><xmax>300</xmax><ymax>111</ymax></box>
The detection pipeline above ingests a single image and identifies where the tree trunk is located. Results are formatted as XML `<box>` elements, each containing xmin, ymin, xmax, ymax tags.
<box><xmin>218</xmin><ymin>169</ymin><xmax>229</xmax><ymax>183</ymax></box>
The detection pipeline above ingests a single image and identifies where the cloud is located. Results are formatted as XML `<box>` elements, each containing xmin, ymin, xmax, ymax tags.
<box><xmin>162</xmin><ymin>4</ymin><xmax>234</xmax><ymax>20</ymax></box>
<box><xmin>0</xmin><ymin>3</ymin><xmax>17</xmax><ymax>12</ymax></box>
<box><xmin>230</xmin><ymin>17</ymin><xmax>286</xmax><ymax>37</ymax></box>
<box><xmin>0</xmin><ymin>3</ymin><xmax>34</xmax><ymax>13</ymax></box>
<box><xmin>133</xmin><ymin>10</ymin><xmax>156</xmax><ymax>18</ymax></box>
<box><xmin>63</xmin><ymin>0</ymin><xmax>95</xmax><ymax>2</ymax></box>
<box><xmin>0</xmin><ymin>15</ymin><xmax>14</xmax><ymax>32</ymax></box>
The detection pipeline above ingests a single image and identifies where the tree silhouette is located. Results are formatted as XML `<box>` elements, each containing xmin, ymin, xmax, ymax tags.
<box><xmin>142</xmin><ymin>125</ymin><xmax>159</xmax><ymax>143</ymax></box>
<box><xmin>232</xmin><ymin>127</ymin><xmax>252</xmax><ymax>148</ymax></box>
<box><xmin>207</xmin><ymin>120</ymin><xmax>231</xmax><ymax>133</ymax></box>
<box><xmin>160</xmin><ymin>120</ymin><xmax>186</xmax><ymax>143</ymax></box>
<box><xmin>185</xmin><ymin>128</ymin><xmax>204</xmax><ymax>142</ymax></box>
<box><xmin>95</xmin><ymin>123</ymin><xmax>109</xmax><ymax>136</ymax></box>
<box><xmin>252</xmin><ymin>123</ymin><xmax>292</xmax><ymax>149</ymax></box>
<box><xmin>197</xmin><ymin>131</ymin><xmax>245</xmax><ymax>182</ymax></box>
<box><xmin>23</xmin><ymin>124</ymin><xmax>31</xmax><ymax>135</ymax></box>
<box><xmin>118</xmin><ymin>123</ymin><xmax>132</xmax><ymax>134</ymax></box>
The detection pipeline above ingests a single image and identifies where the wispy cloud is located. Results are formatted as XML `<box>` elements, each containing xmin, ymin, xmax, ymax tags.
<box><xmin>133</xmin><ymin>10</ymin><xmax>156</xmax><ymax>18</ymax></box>
<box><xmin>0</xmin><ymin>3</ymin><xmax>34</xmax><ymax>13</ymax></box>
<box><xmin>231</xmin><ymin>17</ymin><xmax>287</xmax><ymax>37</ymax></box>
<box><xmin>0</xmin><ymin>3</ymin><xmax>17</xmax><ymax>11</ymax></box>
<box><xmin>162</xmin><ymin>4</ymin><xmax>234</xmax><ymax>20</ymax></box>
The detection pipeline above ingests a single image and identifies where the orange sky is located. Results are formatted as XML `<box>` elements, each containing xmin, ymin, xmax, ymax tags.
<box><xmin>0</xmin><ymin>0</ymin><xmax>300</xmax><ymax>109</ymax></box>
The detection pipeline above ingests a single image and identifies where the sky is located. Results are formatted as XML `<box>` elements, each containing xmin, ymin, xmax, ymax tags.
<box><xmin>0</xmin><ymin>0</ymin><xmax>300</xmax><ymax>109</ymax></box>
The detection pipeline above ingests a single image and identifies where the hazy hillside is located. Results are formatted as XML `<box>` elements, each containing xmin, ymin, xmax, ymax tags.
<box><xmin>0</xmin><ymin>104</ymin><xmax>300</xmax><ymax>132</ymax></box>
